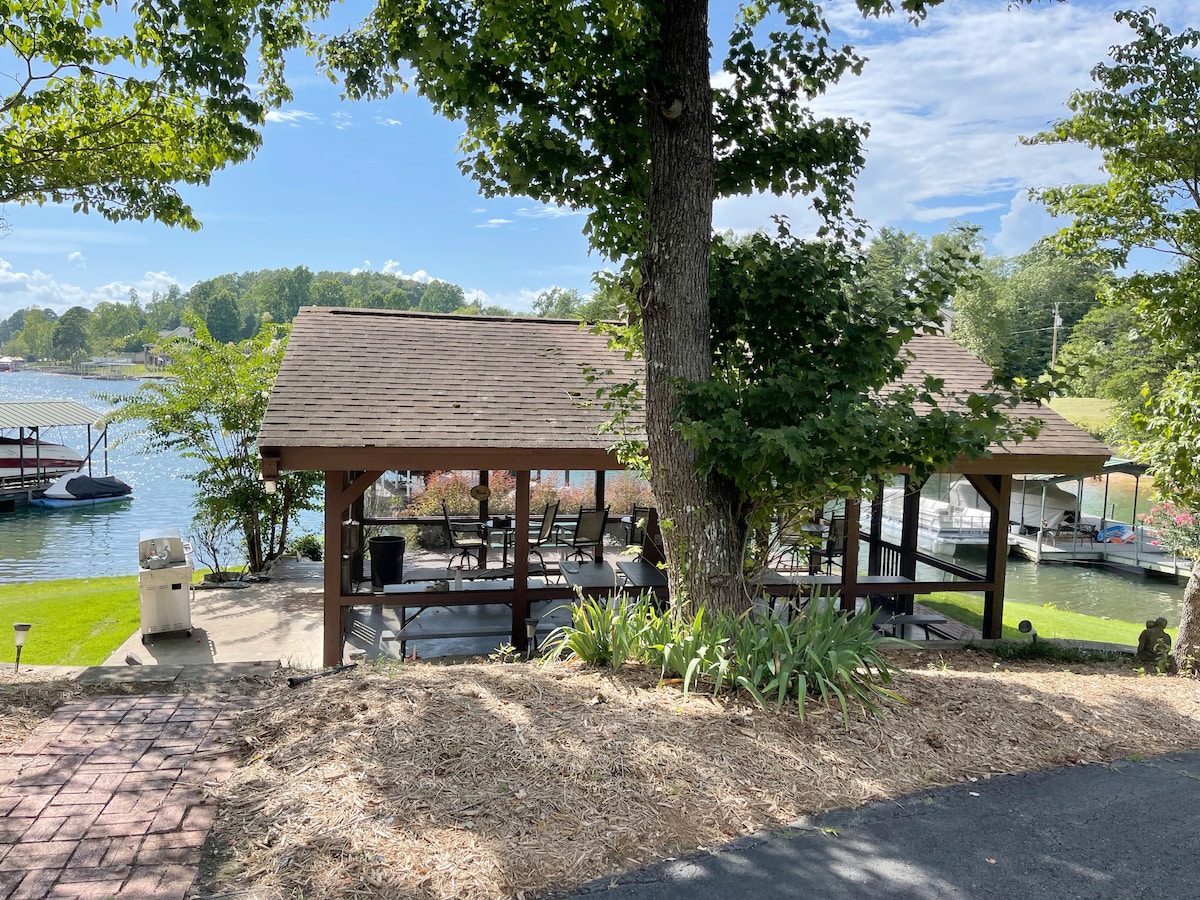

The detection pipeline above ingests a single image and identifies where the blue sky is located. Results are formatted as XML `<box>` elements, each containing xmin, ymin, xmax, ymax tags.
<box><xmin>0</xmin><ymin>0</ymin><xmax>1195</xmax><ymax>321</ymax></box>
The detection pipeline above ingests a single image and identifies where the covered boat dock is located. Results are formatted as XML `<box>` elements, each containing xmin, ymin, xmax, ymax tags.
<box><xmin>0</xmin><ymin>400</ymin><xmax>112</xmax><ymax>510</ymax></box>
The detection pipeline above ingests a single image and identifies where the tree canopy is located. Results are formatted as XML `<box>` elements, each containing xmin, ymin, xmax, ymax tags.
<box><xmin>311</xmin><ymin>0</ymin><xmax>1045</xmax><ymax>613</ymax></box>
<box><xmin>0</xmin><ymin>0</ymin><xmax>325</xmax><ymax>229</ymax></box>
<box><xmin>1027</xmin><ymin>7</ymin><xmax>1200</xmax><ymax>667</ymax></box>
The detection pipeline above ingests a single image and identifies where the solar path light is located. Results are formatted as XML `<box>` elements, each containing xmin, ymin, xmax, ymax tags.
<box><xmin>13</xmin><ymin>623</ymin><xmax>31</xmax><ymax>674</ymax></box>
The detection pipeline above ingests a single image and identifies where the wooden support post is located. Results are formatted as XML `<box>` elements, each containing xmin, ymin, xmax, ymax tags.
<box><xmin>323</xmin><ymin>471</ymin><xmax>345</xmax><ymax>667</ymax></box>
<box><xmin>513</xmin><ymin>470</ymin><xmax>531</xmax><ymax>650</ymax></box>
<box><xmin>841</xmin><ymin>499</ymin><xmax>861</xmax><ymax>612</ymax></box>
<box><xmin>594</xmin><ymin>469</ymin><xmax>606</xmax><ymax>561</ymax></box>
<box><xmin>975</xmin><ymin>472</ymin><xmax>1012</xmax><ymax>640</ymax></box>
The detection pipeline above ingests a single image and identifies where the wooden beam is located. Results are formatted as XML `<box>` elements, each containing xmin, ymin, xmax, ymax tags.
<box><xmin>267</xmin><ymin>445</ymin><xmax>624</xmax><ymax>474</ymax></box>
<box><xmin>331</xmin><ymin>470</ymin><xmax>384</xmax><ymax>512</ymax></box>
<box><xmin>963</xmin><ymin>473</ymin><xmax>1001</xmax><ymax>512</ymax></box>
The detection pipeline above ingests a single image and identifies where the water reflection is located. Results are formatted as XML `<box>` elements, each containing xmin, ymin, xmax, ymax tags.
<box><xmin>922</xmin><ymin>545</ymin><xmax>1186</xmax><ymax>626</ymax></box>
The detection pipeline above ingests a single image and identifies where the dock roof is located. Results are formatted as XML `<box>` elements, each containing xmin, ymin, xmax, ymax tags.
<box><xmin>0</xmin><ymin>401</ymin><xmax>105</xmax><ymax>430</ymax></box>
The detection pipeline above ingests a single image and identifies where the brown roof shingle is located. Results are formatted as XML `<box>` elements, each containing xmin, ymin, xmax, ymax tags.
<box><xmin>901</xmin><ymin>334</ymin><xmax>1110</xmax><ymax>474</ymax></box>
<box><xmin>260</xmin><ymin>307</ymin><xmax>643</xmax><ymax>471</ymax></box>
<box><xmin>261</xmin><ymin>309</ymin><xmax>1109</xmax><ymax>476</ymax></box>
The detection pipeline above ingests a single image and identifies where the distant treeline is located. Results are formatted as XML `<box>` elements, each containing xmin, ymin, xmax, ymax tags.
<box><xmin>0</xmin><ymin>267</ymin><xmax>620</xmax><ymax>362</ymax></box>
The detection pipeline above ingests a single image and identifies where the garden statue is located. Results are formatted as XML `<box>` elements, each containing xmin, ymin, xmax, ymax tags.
<box><xmin>1135</xmin><ymin>617</ymin><xmax>1172</xmax><ymax>665</ymax></box>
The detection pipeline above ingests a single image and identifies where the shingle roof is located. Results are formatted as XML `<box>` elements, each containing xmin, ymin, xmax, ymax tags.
<box><xmin>261</xmin><ymin>309</ymin><xmax>1109</xmax><ymax>476</ymax></box>
<box><xmin>902</xmin><ymin>334</ymin><xmax>1110</xmax><ymax>474</ymax></box>
<box><xmin>259</xmin><ymin>308</ymin><xmax>642</xmax><ymax>470</ymax></box>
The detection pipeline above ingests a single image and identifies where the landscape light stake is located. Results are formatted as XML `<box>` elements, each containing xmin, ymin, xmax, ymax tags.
<box><xmin>13</xmin><ymin>623</ymin><xmax>31</xmax><ymax>674</ymax></box>
<box><xmin>1018</xmin><ymin>619</ymin><xmax>1038</xmax><ymax>645</ymax></box>
<box><xmin>526</xmin><ymin>617</ymin><xmax>539</xmax><ymax>659</ymax></box>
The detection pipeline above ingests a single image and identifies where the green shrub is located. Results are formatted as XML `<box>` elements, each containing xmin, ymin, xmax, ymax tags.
<box><xmin>541</xmin><ymin>593</ymin><xmax>651</xmax><ymax>668</ymax></box>
<box><xmin>987</xmin><ymin>639</ymin><xmax>1124</xmax><ymax>665</ymax></box>
<box><xmin>287</xmin><ymin>533</ymin><xmax>323</xmax><ymax>561</ymax></box>
<box><xmin>644</xmin><ymin>605</ymin><xmax>732</xmax><ymax>697</ymax></box>
<box><xmin>729</xmin><ymin>599</ymin><xmax>900</xmax><ymax>724</ymax></box>
<box><xmin>543</xmin><ymin>588</ymin><xmax>899</xmax><ymax>723</ymax></box>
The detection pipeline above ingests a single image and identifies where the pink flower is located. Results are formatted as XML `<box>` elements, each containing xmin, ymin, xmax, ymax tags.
<box><xmin>1175</xmin><ymin>514</ymin><xmax>1195</xmax><ymax>526</ymax></box>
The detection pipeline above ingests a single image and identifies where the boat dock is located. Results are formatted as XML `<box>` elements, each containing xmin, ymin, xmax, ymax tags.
<box><xmin>0</xmin><ymin>400</ymin><xmax>111</xmax><ymax>511</ymax></box>
<box><xmin>1010</xmin><ymin>530</ymin><xmax>1192</xmax><ymax>579</ymax></box>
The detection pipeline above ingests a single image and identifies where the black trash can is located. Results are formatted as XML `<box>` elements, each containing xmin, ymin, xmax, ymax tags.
<box><xmin>369</xmin><ymin>535</ymin><xmax>406</xmax><ymax>591</ymax></box>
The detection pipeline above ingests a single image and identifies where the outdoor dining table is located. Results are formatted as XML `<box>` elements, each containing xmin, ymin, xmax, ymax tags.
<box><xmin>559</xmin><ymin>559</ymin><xmax>618</xmax><ymax>596</ymax></box>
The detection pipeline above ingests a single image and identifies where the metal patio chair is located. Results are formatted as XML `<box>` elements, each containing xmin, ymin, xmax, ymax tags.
<box><xmin>560</xmin><ymin>507</ymin><xmax>609</xmax><ymax>562</ymax></box>
<box><xmin>528</xmin><ymin>500</ymin><xmax>561</xmax><ymax>577</ymax></box>
<box><xmin>441</xmin><ymin>500</ymin><xmax>487</xmax><ymax>569</ymax></box>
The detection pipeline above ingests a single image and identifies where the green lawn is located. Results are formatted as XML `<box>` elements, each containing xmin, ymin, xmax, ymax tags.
<box><xmin>1048</xmin><ymin>397</ymin><xmax>1115</xmax><ymax>437</ymax></box>
<box><xmin>920</xmin><ymin>591</ymin><xmax>1149</xmax><ymax>646</ymax></box>
<box><xmin>0</xmin><ymin>576</ymin><xmax>141</xmax><ymax>666</ymax></box>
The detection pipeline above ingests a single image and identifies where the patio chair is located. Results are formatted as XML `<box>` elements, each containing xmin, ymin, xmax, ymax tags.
<box><xmin>528</xmin><ymin>500</ymin><xmax>561</xmax><ymax>576</ymax></box>
<box><xmin>441</xmin><ymin>500</ymin><xmax>487</xmax><ymax>569</ymax></box>
<box><xmin>561</xmin><ymin>507</ymin><xmax>609</xmax><ymax>562</ymax></box>
<box><xmin>810</xmin><ymin>515</ymin><xmax>847</xmax><ymax>574</ymax></box>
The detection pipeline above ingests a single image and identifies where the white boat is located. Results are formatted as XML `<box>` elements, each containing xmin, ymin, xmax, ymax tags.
<box><xmin>866</xmin><ymin>486</ymin><xmax>997</xmax><ymax>555</ymax></box>
<box><xmin>0</xmin><ymin>436</ymin><xmax>84</xmax><ymax>478</ymax></box>
<box><xmin>30</xmin><ymin>470</ymin><xmax>133</xmax><ymax>508</ymax></box>
<box><xmin>949</xmin><ymin>478</ymin><xmax>1079</xmax><ymax>531</ymax></box>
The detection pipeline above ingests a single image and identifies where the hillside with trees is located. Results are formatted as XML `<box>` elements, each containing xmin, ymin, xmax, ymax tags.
<box><xmin>0</xmin><ymin>270</ymin><xmax>621</xmax><ymax>362</ymax></box>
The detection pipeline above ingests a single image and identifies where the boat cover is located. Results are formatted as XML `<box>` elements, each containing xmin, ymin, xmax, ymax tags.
<box><xmin>46</xmin><ymin>474</ymin><xmax>133</xmax><ymax>500</ymax></box>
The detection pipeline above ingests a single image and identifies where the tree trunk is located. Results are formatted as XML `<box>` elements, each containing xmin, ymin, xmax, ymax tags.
<box><xmin>640</xmin><ymin>0</ymin><xmax>745</xmax><ymax>614</ymax></box>
<box><xmin>1172</xmin><ymin>560</ymin><xmax>1200</xmax><ymax>673</ymax></box>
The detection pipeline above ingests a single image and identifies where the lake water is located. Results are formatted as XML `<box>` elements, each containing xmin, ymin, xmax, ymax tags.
<box><xmin>0</xmin><ymin>370</ymin><xmax>208</xmax><ymax>581</ymax></box>
<box><xmin>0</xmin><ymin>371</ymin><xmax>1188</xmax><ymax>624</ymax></box>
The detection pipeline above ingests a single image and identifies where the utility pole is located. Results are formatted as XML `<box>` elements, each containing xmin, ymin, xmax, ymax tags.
<box><xmin>1050</xmin><ymin>301</ymin><xmax>1062</xmax><ymax>367</ymax></box>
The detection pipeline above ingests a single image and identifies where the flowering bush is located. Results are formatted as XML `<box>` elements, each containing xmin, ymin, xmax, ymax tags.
<box><xmin>407</xmin><ymin>470</ymin><xmax>653</xmax><ymax>517</ymax></box>
<box><xmin>1141</xmin><ymin>502</ymin><xmax>1200</xmax><ymax>559</ymax></box>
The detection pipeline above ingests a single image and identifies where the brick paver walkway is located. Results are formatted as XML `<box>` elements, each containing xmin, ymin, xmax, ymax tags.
<box><xmin>0</xmin><ymin>694</ymin><xmax>241</xmax><ymax>900</ymax></box>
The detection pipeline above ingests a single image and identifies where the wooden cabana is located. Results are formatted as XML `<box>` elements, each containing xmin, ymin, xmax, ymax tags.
<box><xmin>259</xmin><ymin>307</ymin><xmax>1111</xmax><ymax>666</ymax></box>
<box><xmin>259</xmin><ymin>307</ymin><xmax>644</xmax><ymax>666</ymax></box>
<box><xmin>837</xmin><ymin>337</ymin><xmax>1111</xmax><ymax>636</ymax></box>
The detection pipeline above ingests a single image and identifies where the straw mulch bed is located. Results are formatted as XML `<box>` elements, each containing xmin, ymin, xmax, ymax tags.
<box><xmin>199</xmin><ymin>649</ymin><xmax>1200</xmax><ymax>900</ymax></box>
<box><xmin>0</xmin><ymin>673</ymin><xmax>88</xmax><ymax>751</ymax></box>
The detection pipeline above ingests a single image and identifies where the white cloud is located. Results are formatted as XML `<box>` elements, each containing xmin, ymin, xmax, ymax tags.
<box><xmin>380</xmin><ymin>262</ymin><xmax>436</xmax><ymax>283</ymax></box>
<box><xmin>376</xmin><ymin>117</ymin><xmax>403</xmax><ymax>127</ymax></box>
<box><xmin>713</xmin><ymin>0</ymin><xmax>1134</xmax><ymax>249</ymax></box>
<box><xmin>0</xmin><ymin>259</ymin><xmax>186</xmax><ymax>319</ymax></box>
<box><xmin>463</xmin><ymin>288</ymin><xmax>491</xmax><ymax>306</ymax></box>
<box><xmin>992</xmin><ymin>190</ymin><xmax>1065</xmax><ymax>257</ymax></box>
<box><xmin>515</xmin><ymin>205</ymin><xmax>583</xmax><ymax>220</ymax></box>
<box><xmin>332</xmin><ymin>111</ymin><xmax>352</xmax><ymax>130</ymax></box>
<box><xmin>476</xmin><ymin>218</ymin><xmax>512</xmax><ymax>229</ymax></box>
<box><xmin>908</xmin><ymin>202</ymin><xmax>1006</xmax><ymax>224</ymax></box>
<box><xmin>67</xmin><ymin>251</ymin><xmax>86</xmax><ymax>268</ymax></box>
<box><xmin>264</xmin><ymin>108</ymin><xmax>320</xmax><ymax>126</ymax></box>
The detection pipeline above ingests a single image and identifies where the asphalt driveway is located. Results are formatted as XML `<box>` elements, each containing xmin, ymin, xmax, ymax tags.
<box><xmin>557</xmin><ymin>750</ymin><xmax>1200</xmax><ymax>899</ymax></box>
